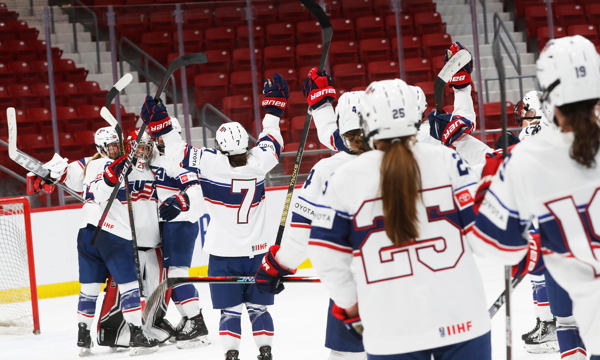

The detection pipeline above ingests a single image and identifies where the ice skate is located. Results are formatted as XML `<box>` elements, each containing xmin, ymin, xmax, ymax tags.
<box><xmin>257</xmin><ymin>345</ymin><xmax>272</xmax><ymax>360</ymax></box>
<box><xmin>154</xmin><ymin>318</ymin><xmax>175</xmax><ymax>345</ymax></box>
<box><xmin>522</xmin><ymin>317</ymin><xmax>541</xmax><ymax>341</ymax></box>
<box><xmin>168</xmin><ymin>317</ymin><xmax>187</xmax><ymax>344</ymax></box>
<box><xmin>128</xmin><ymin>325</ymin><xmax>159</xmax><ymax>356</ymax></box>
<box><xmin>175</xmin><ymin>311</ymin><xmax>211</xmax><ymax>349</ymax></box>
<box><xmin>226</xmin><ymin>350</ymin><xmax>240</xmax><ymax>360</ymax></box>
<box><xmin>523</xmin><ymin>318</ymin><xmax>559</xmax><ymax>354</ymax></box>
<box><xmin>77</xmin><ymin>323</ymin><xmax>93</xmax><ymax>357</ymax></box>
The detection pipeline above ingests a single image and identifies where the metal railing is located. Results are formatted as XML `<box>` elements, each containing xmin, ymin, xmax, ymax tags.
<box><xmin>479</xmin><ymin>0</ymin><xmax>488</xmax><ymax>44</ymax></box>
<box><xmin>200</xmin><ymin>103</ymin><xmax>258</xmax><ymax>148</ymax></box>
<box><xmin>118</xmin><ymin>37</ymin><xmax>178</xmax><ymax>118</ymax></box>
<box><xmin>71</xmin><ymin>0</ymin><xmax>101</xmax><ymax>74</ymax></box>
<box><xmin>492</xmin><ymin>13</ymin><xmax>524</xmax><ymax>100</ymax></box>
<box><xmin>484</xmin><ymin>74</ymin><xmax>536</xmax><ymax>103</ymax></box>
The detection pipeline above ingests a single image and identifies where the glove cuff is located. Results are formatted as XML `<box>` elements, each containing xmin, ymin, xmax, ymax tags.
<box><xmin>176</xmin><ymin>192</ymin><xmax>190</xmax><ymax>212</ymax></box>
<box><xmin>148</xmin><ymin>116</ymin><xmax>173</xmax><ymax>137</ymax></box>
<box><xmin>448</xmin><ymin>71</ymin><xmax>471</xmax><ymax>89</ymax></box>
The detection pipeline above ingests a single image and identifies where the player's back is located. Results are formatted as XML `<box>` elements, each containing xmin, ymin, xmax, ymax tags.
<box><xmin>315</xmin><ymin>143</ymin><xmax>490</xmax><ymax>354</ymax></box>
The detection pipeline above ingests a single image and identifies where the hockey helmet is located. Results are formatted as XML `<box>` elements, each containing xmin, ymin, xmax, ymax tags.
<box><xmin>409</xmin><ymin>85</ymin><xmax>427</xmax><ymax>121</ymax></box>
<box><xmin>94</xmin><ymin>127</ymin><xmax>120</xmax><ymax>159</ymax></box>
<box><xmin>215</xmin><ymin>122</ymin><xmax>249</xmax><ymax>156</ymax></box>
<box><xmin>125</xmin><ymin>129</ymin><xmax>153</xmax><ymax>165</ymax></box>
<box><xmin>335</xmin><ymin>91</ymin><xmax>364</xmax><ymax>136</ymax></box>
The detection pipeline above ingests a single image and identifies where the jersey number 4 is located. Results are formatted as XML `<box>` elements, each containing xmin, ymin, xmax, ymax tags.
<box><xmin>231</xmin><ymin>179</ymin><xmax>257</xmax><ymax>224</ymax></box>
<box><xmin>357</xmin><ymin>186</ymin><xmax>465</xmax><ymax>284</ymax></box>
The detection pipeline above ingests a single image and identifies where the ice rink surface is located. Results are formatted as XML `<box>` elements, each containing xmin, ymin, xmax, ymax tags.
<box><xmin>1</xmin><ymin>256</ymin><xmax>562</xmax><ymax>360</ymax></box>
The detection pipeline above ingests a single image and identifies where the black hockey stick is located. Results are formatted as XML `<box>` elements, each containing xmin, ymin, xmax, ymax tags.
<box><xmin>275</xmin><ymin>0</ymin><xmax>332</xmax><ymax>246</ymax></box>
<box><xmin>489</xmin><ymin>275</ymin><xmax>525</xmax><ymax>319</ymax></box>
<box><xmin>492</xmin><ymin>17</ymin><xmax>513</xmax><ymax>360</ymax></box>
<box><xmin>6</xmin><ymin>108</ymin><xmax>85</xmax><ymax>202</ymax></box>
<box><xmin>142</xmin><ymin>276</ymin><xmax>320</xmax><ymax>324</ymax></box>
<box><xmin>90</xmin><ymin>53</ymin><xmax>208</xmax><ymax>246</ymax></box>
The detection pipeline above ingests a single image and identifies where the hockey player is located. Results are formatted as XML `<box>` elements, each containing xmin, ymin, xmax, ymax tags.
<box><xmin>255</xmin><ymin>86</ymin><xmax>367</xmax><ymax>359</ymax></box>
<box><xmin>140</xmin><ymin>73</ymin><xmax>287</xmax><ymax>360</ymax></box>
<box><xmin>308</xmin><ymin>79</ymin><xmax>492</xmax><ymax>359</ymax></box>
<box><xmin>148</xmin><ymin>117</ymin><xmax>210</xmax><ymax>348</ymax></box>
<box><xmin>468</xmin><ymin>35</ymin><xmax>600</xmax><ymax>360</ymax></box>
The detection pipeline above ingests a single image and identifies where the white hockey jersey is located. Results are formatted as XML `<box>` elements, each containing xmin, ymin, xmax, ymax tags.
<box><xmin>308</xmin><ymin>144</ymin><xmax>491</xmax><ymax>355</ymax></box>
<box><xmin>62</xmin><ymin>157</ymin><xmax>90</xmax><ymax>193</ymax></box>
<box><xmin>311</xmin><ymin>103</ymin><xmax>351</xmax><ymax>152</ymax></box>
<box><xmin>91</xmin><ymin>159</ymin><xmax>160</xmax><ymax>248</ymax></box>
<box><xmin>162</xmin><ymin>114</ymin><xmax>283</xmax><ymax>257</ymax></box>
<box><xmin>467</xmin><ymin>129</ymin><xmax>600</xmax><ymax>355</ymax></box>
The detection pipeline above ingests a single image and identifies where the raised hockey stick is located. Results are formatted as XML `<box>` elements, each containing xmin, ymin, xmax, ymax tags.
<box><xmin>6</xmin><ymin>108</ymin><xmax>85</xmax><ymax>202</ymax></box>
<box><xmin>489</xmin><ymin>275</ymin><xmax>525</xmax><ymax>319</ymax></box>
<box><xmin>275</xmin><ymin>0</ymin><xmax>332</xmax><ymax>246</ymax></box>
<box><xmin>142</xmin><ymin>276</ymin><xmax>320</xmax><ymax>324</ymax></box>
<box><xmin>90</xmin><ymin>53</ymin><xmax>208</xmax><ymax>247</ymax></box>
<box><xmin>433</xmin><ymin>49</ymin><xmax>472</xmax><ymax>113</ymax></box>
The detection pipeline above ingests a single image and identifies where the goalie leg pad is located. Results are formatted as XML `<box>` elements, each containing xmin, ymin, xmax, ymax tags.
<box><xmin>219</xmin><ymin>304</ymin><xmax>243</xmax><ymax>352</ymax></box>
<box><xmin>77</xmin><ymin>283</ymin><xmax>102</xmax><ymax>327</ymax></box>
<box><xmin>246</xmin><ymin>303</ymin><xmax>274</xmax><ymax>349</ymax></box>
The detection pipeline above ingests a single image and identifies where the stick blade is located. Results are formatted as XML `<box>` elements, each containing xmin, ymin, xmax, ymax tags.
<box><xmin>100</xmin><ymin>107</ymin><xmax>119</xmax><ymax>128</ymax></box>
<box><xmin>114</xmin><ymin>73</ymin><xmax>133</xmax><ymax>92</ymax></box>
<box><xmin>437</xmin><ymin>49</ymin><xmax>472</xmax><ymax>83</ymax></box>
<box><xmin>7</xmin><ymin>107</ymin><xmax>17</xmax><ymax>160</ymax></box>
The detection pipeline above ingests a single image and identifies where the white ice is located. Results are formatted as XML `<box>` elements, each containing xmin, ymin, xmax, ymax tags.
<box><xmin>1</xmin><ymin>256</ymin><xmax>563</xmax><ymax>360</ymax></box>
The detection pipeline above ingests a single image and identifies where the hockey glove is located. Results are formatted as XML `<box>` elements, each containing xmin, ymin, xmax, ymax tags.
<box><xmin>255</xmin><ymin>245</ymin><xmax>296</xmax><ymax>295</ymax></box>
<box><xmin>103</xmin><ymin>155</ymin><xmax>133</xmax><ymax>187</ymax></box>
<box><xmin>159</xmin><ymin>192</ymin><xmax>190</xmax><ymax>221</ymax></box>
<box><xmin>140</xmin><ymin>95</ymin><xmax>172</xmax><ymax>137</ymax></box>
<box><xmin>444</xmin><ymin>42</ymin><xmax>473</xmax><ymax>89</ymax></box>
<box><xmin>26</xmin><ymin>173</ymin><xmax>56</xmax><ymax>195</ymax></box>
<box><xmin>512</xmin><ymin>231</ymin><xmax>544</xmax><ymax>278</ymax></box>
<box><xmin>473</xmin><ymin>153</ymin><xmax>503</xmax><ymax>214</ymax></box>
<box><xmin>331</xmin><ymin>303</ymin><xmax>363</xmax><ymax>341</ymax></box>
<box><xmin>428</xmin><ymin>110</ymin><xmax>474</xmax><ymax>146</ymax></box>
<box><xmin>495</xmin><ymin>131</ymin><xmax>520</xmax><ymax>150</ymax></box>
<box><xmin>303</xmin><ymin>67</ymin><xmax>336</xmax><ymax>110</ymax></box>
<box><xmin>262</xmin><ymin>72</ymin><xmax>290</xmax><ymax>117</ymax></box>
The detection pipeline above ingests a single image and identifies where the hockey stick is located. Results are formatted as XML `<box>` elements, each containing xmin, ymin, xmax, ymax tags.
<box><xmin>489</xmin><ymin>275</ymin><xmax>525</xmax><ymax>319</ymax></box>
<box><xmin>6</xmin><ymin>108</ymin><xmax>85</xmax><ymax>202</ymax></box>
<box><xmin>433</xmin><ymin>49</ymin><xmax>472</xmax><ymax>113</ymax></box>
<box><xmin>275</xmin><ymin>0</ymin><xmax>332</xmax><ymax>246</ymax></box>
<box><xmin>142</xmin><ymin>276</ymin><xmax>320</xmax><ymax>324</ymax></box>
<box><xmin>90</xmin><ymin>53</ymin><xmax>208</xmax><ymax>247</ymax></box>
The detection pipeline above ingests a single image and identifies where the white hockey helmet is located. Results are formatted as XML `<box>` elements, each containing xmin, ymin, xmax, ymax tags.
<box><xmin>170</xmin><ymin>117</ymin><xmax>182</xmax><ymax>134</ymax></box>
<box><xmin>125</xmin><ymin>129</ymin><xmax>153</xmax><ymax>164</ymax></box>
<box><xmin>515</xmin><ymin>91</ymin><xmax>555</xmax><ymax>130</ymax></box>
<box><xmin>537</xmin><ymin>35</ymin><xmax>600</xmax><ymax>124</ymax></box>
<box><xmin>215</xmin><ymin>122</ymin><xmax>249</xmax><ymax>156</ymax></box>
<box><xmin>94</xmin><ymin>127</ymin><xmax>120</xmax><ymax>158</ymax></box>
<box><xmin>409</xmin><ymin>85</ymin><xmax>427</xmax><ymax>120</ymax></box>
<box><xmin>360</xmin><ymin>79</ymin><xmax>420</xmax><ymax>147</ymax></box>
<box><xmin>335</xmin><ymin>91</ymin><xmax>364</xmax><ymax>136</ymax></box>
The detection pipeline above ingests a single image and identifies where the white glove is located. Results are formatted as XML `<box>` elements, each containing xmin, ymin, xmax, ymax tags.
<box><xmin>43</xmin><ymin>153</ymin><xmax>69</xmax><ymax>181</ymax></box>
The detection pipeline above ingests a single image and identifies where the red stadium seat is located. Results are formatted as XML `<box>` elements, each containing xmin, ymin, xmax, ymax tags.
<box><xmin>56</xmin><ymin>106</ymin><xmax>89</xmax><ymax>134</ymax></box>
<box><xmin>28</xmin><ymin>107</ymin><xmax>65</xmax><ymax>134</ymax></box>
<box><xmin>525</xmin><ymin>6</ymin><xmax>548</xmax><ymax>40</ymax></box>
<box><xmin>8</xmin><ymin>61</ymin><xmax>39</xmax><ymax>84</ymax></box>
<box><xmin>266</xmin><ymin>23</ymin><xmax>296</xmax><ymax>46</ymax></box>
<box><xmin>554</xmin><ymin>4</ymin><xmax>586</xmax><ymax>29</ymax></box>
<box><xmin>282</xmin><ymin>142</ymin><xmax>318</xmax><ymax>175</ymax></box>
<box><xmin>287</xmin><ymin>91</ymin><xmax>308</xmax><ymax>119</ymax></box>
<box><xmin>342</xmin><ymin>0</ymin><xmax>373</xmax><ymax>20</ymax></box>
<box><xmin>174</xmin><ymin>29</ymin><xmax>203</xmax><ymax>54</ymax></box>
<box><xmin>78</xmin><ymin>81</ymin><xmax>109</xmax><ymax>106</ymax></box>
<box><xmin>483</xmin><ymin>102</ymin><xmax>515</xmax><ymax>129</ymax></box>
<box><xmin>252</xmin><ymin>4</ymin><xmax>278</xmax><ymax>27</ymax></box>
<box><xmin>567</xmin><ymin>24</ymin><xmax>599</xmax><ymax>45</ymax></box>
<box><xmin>201</xmin><ymin>49</ymin><xmax>231</xmax><ymax>74</ymax></box>
<box><xmin>46</xmin><ymin>132</ymin><xmax>84</xmax><ymax>161</ymax></box>
<box><xmin>182</xmin><ymin>9</ymin><xmax>213</xmax><ymax>31</ymax></box>
<box><xmin>28</xmin><ymin>40</ymin><xmax>62</xmax><ymax>61</ymax></box>
<box><xmin>333</xmin><ymin>63</ymin><xmax>367</xmax><ymax>90</ymax></box>
<box><xmin>391</xmin><ymin>36</ymin><xmax>422</xmax><ymax>60</ymax></box>
<box><xmin>265</xmin><ymin>68</ymin><xmax>299</xmax><ymax>91</ymax></box>
<box><xmin>8</xmin><ymin>84</ymin><xmax>41</xmax><ymax>110</ymax></box>
<box><xmin>359</xmin><ymin>38</ymin><xmax>391</xmax><ymax>64</ymax></box>
<box><xmin>8</xmin><ymin>20</ymin><xmax>39</xmax><ymax>41</ymax></box>
<box><xmin>30</xmin><ymin>83</ymin><xmax>53</xmax><ymax>108</ymax></box>
<box><xmin>116</xmin><ymin>13</ymin><xmax>148</xmax><ymax>44</ymax></box>
<box><xmin>291</xmin><ymin>115</ymin><xmax>318</xmax><ymax>143</ymax></box>
<box><xmin>0</xmin><ymin>62</ymin><xmax>16</xmax><ymax>86</ymax></box>
<box><xmin>297</xmin><ymin>20</ymin><xmax>322</xmax><ymax>44</ymax></box>
<box><xmin>296</xmin><ymin>43</ymin><xmax>323</xmax><ymax>69</ymax></box>
<box><xmin>18</xmin><ymin>133</ymin><xmax>47</xmax><ymax>149</ymax></box>
<box><xmin>232</xmin><ymin>48</ymin><xmax>263</xmax><ymax>72</ymax></box>
<box><xmin>329</xmin><ymin>41</ymin><xmax>359</xmax><ymax>68</ymax></box>
<box><xmin>264</xmin><ymin>45</ymin><xmax>295</xmax><ymax>69</ymax></box>
<box><xmin>278</xmin><ymin>117</ymin><xmax>290</xmax><ymax>143</ymax></box>
<box><xmin>404</xmin><ymin>58</ymin><xmax>432</xmax><ymax>84</ymax></box>
<box><xmin>278</xmin><ymin>2</ymin><xmax>311</xmax><ymax>24</ymax></box>
<box><xmin>587</xmin><ymin>4</ymin><xmax>600</xmax><ymax>30</ymax></box>
<box><xmin>215</xmin><ymin>6</ymin><xmax>245</xmax><ymax>28</ymax></box>
<box><xmin>322</xmin><ymin>0</ymin><xmax>342</xmax><ymax>18</ymax></box>
<box><xmin>422</xmin><ymin>33</ymin><xmax>452</xmax><ymax>60</ymax></box>
<box><xmin>414</xmin><ymin>12</ymin><xmax>445</xmax><ymax>36</ymax></box>
<box><xmin>0</xmin><ymin>84</ymin><xmax>15</xmax><ymax>110</ymax></box>
<box><xmin>356</xmin><ymin>16</ymin><xmax>386</xmax><ymax>41</ymax></box>
<box><xmin>6</xmin><ymin>40</ymin><xmax>37</xmax><ymax>62</ymax></box>
<box><xmin>0</xmin><ymin>41</ymin><xmax>10</xmax><ymax>63</ymax></box>
<box><xmin>54</xmin><ymin>59</ymin><xmax>89</xmax><ymax>84</ymax></box>
<box><xmin>141</xmin><ymin>32</ymin><xmax>171</xmax><ymax>66</ymax></box>
<box><xmin>374</xmin><ymin>0</ymin><xmax>392</xmax><ymax>17</ymax></box>
<box><xmin>414</xmin><ymin>81</ymin><xmax>435</xmax><ymax>108</ymax></box>
<box><xmin>406</xmin><ymin>0</ymin><xmax>436</xmax><ymax>16</ymax></box>
<box><xmin>367</xmin><ymin>60</ymin><xmax>400</xmax><ymax>82</ymax></box>
<box><xmin>0</xmin><ymin>10</ymin><xmax>17</xmax><ymax>22</ymax></box>
<box><xmin>149</xmin><ymin>11</ymin><xmax>176</xmax><ymax>33</ymax></box>
<box><xmin>223</xmin><ymin>95</ymin><xmax>254</xmax><ymax>130</ymax></box>
<box><xmin>0</xmin><ymin>22</ymin><xmax>14</xmax><ymax>42</ymax></box>
<box><xmin>513</xmin><ymin>0</ymin><xmax>545</xmax><ymax>19</ymax></box>
<box><xmin>109</xmin><ymin>104</ymin><xmax>136</xmax><ymax>130</ymax></box>
<box><xmin>230</xmin><ymin>71</ymin><xmax>262</xmax><ymax>97</ymax></box>
<box><xmin>194</xmin><ymin>73</ymin><xmax>229</xmax><ymax>108</ymax></box>
<box><xmin>8</xmin><ymin>108</ymin><xmax>36</xmax><ymax>134</ymax></box>
<box><xmin>31</xmin><ymin>60</ymin><xmax>62</xmax><ymax>83</ymax></box>
<box><xmin>386</xmin><ymin>14</ymin><xmax>414</xmax><ymax>37</ymax></box>
<box><xmin>537</xmin><ymin>26</ymin><xmax>566</xmax><ymax>53</ymax></box>
<box><xmin>77</xmin><ymin>105</ymin><xmax>104</xmax><ymax>130</ymax></box>
<box><xmin>205</xmin><ymin>27</ymin><xmax>236</xmax><ymax>52</ymax></box>
<box><xmin>55</xmin><ymin>82</ymin><xmax>87</xmax><ymax>108</ymax></box>
<box><xmin>75</xmin><ymin>130</ymin><xmax>96</xmax><ymax>155</ymax></box>
<box><xmin>330</xmin><ymin>18</ymin><xmax>355</xmax><ymax>41</ymax></box>
<box><xmin>237</xmin><ymin>25</ymin><xmax>265</xmax><ymax>49</ymax></box>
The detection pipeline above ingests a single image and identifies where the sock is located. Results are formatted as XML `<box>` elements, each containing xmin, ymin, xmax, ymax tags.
<box><xmin>531</xmin><ymin>275</ymin><xmax>552</xmax><ymax>321</ymax></box>
<box><xmin>77</xmin><ymin>283</ymin><xmax>102</xmax><ymax>327</ymax></box>
<box><xmin>556</xmin><ymin>316</ymin><xmax>586</xmax><ymax>360</ymax></box>
<box><xmin>169</xmin><ymin>266</ymin><xmax>199</xmax><ymax>319</ymax></box>
<box><xmin>220</xmin><ymin>304</ymin><xmax>243</xmax><ymax>353</ymax></box>
<box><xmin>119</xmin><ymin>281</ymin><xmax>142</xmax><ymax>327</ymax></box>
<box><xmin>247</xmin><ymin>303</ymin><xmax>274</xmax><ymax>349</ymax></box>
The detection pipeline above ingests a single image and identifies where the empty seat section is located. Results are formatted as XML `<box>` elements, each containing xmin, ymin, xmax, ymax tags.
<box><xmin>333</xmin><ymin>63</ymin><xmax>367</xmax><ymax>90</ymax></box>
<box><xmin>149</xmin><ymin>11</ymin><xmax>175</xmax><ymax>33</ymax></box>
<box><xmin>54</xmin><ymin>59</ymin><xmax>89</xmax><ymax>83</ymax></box>
<box><xmin>201</xmin><ymin>50</ymin><xmax>231</xmax><ymax>74</ymax></box>
<box><xmin>215</xmin><ymin>6</ymin><xmax>246</xmax><ymax>28</ymax></box>
<box><xmin>78</xmin><ymin>81</ymin><xmax>109</xmax><ymax>107</ymax></box>
<box><xmin>8</xmin><ymin>84</ymin><xmax>41</xmax><ymax>110</ymax></box>
<box><xmin>296</xmin><ymin>43</ymin><xmax>323</xmax><ymax>69</ymax></box>
<box><xmin>194</xmin><ymin>73</ymin><xmax>229</xmax><ymax>108</ymax></box>
<box><xmin>359</xmin><ymin>38</ymin><xmax>391</xmax><ymax>64</ymax></box>
<box><xmin>367</xmin><ymin>60</ymin><xmax>400</xmax><ymax>82</ymax></box>
<box><xmin>8</xmin><ymin>61</ymin><xmax>38</xmax><ymax>84</ymax></box>
<box><xmin>567</xmin><ymin>25</ymin><xmax>599</xmax><ymax>45</ymax></box>
<box><xmin>116</xmin><ymin>14</ymin><xmax>148</xmax><ymax>44</ymax></box>
<box><xmin>421</xmin><ymin>33</ymin><xmax>452</xmax><ymax>60</ymax></box>
<box><xmin>223</xmin><ymin>95</ymin><xmax>254</xmax><ymax>130</ymax></box>
<box><xmin>525</xmin><ymin>6</ymin><xmax>548</xmax><ymax>40</ymax></box>
<box><xmin>174</xmin><ymin>29</ymin><xmax>203</xmax><ymax>53</ymax></box>
<box><xmin>414</xmin><ymin>12</ymin><xmax>445</xmax><ymax>36</ymax></box>
<box><xmin>278</xmin><ymin>2</ymin><xmax>311</xmax><ymax>24</ymax></box>
<box><xmin>266</xmin><ymin>23</ymin><xmax>296</xmax><ymax>46</ymax></box>
<box><xmin>537</xmin><ymin>26</ymin><xmax>566</xmax><ymax>53</ymax></box>
<box><xmin>386</xmin><ymin>14</ymin><xmax>413</xmax><ymax>36</ymax></box>
<box><xmin>404</xmin><ymin>58</ymin><xmax>432</xmax><ymax>84</ymax></box>
<box><xmin>264</xmin><ymin>45</ymin><xmax>295</xmax><ymax>69</ymax></box>
<box><xmin>395</xmin><ymin>35</ymin><xmax>422</xmax><ymax>59</ymax></box>
<box><xmin>233</xmin><ymin>48</ymin><xmax>263</xmax><ymax>72</ymax></box>
<box><xmin>237</xmin><ymin>25</ymin><xmax>265</xmax><ymax>49</ymax></box>
<box><xmin>329</xmin><ymin>41</ymin><xmax>359</xmax><ymax>68</ymax></box>
<box><xmin>297</xmin><ymin>20</ymin><xmax>322</xmax><ymax>44</ymax></box>
<box><xmin>342</xmin><ymin>0</ymin><xmax>374</xmax><ymax>20</ymax></box>
<box><xmin>205</xmin><ymin>27</ymin><xmax>236</xmax><ymax>52</ymax></box>
<box><xmin>330</xmin><ymin>18</ymin><xmax>355</xmax><ymax>41</ymax></box>
<box><xmin>554</xmin><ymin>5</ymin><xmax>585</xmax><ymax>29</ymax></box>
<box><xmin>141</xmin><ymin>32</ymin><xmax>171</xmax><ymax>66</ymax></box>
<box><xmin>282</xmin><ymin>142</ymin><xmax>318</xmax><ymax>175</ymax></box>
<box><xmin>182</xmin><ymin>9</ymin><xmax>213</xmax><ymax>31</ymax></box>
<box><xmin>483</xmin><ymin>102</ymin><xmax>515</xmax><ymax>129</ymax></box>
<box><xmin>287</xmin><ymin>91</ymin><xmax>307</xmax><ymax>119</ymax></box>
<box><xmin>230</xmin><ymin>71</ymin><xmax>262</xmax><ymax>97</ymax></box>
<box><xmin>55</xmin><ymin>82</ymin><xmax>87</xmax><ymax>108</ymax></box>
<box><xmin>291</xmin><ymin>116</ymin><xmax>318</xmax><ymax>143</ymax></box>
<box><xmin>252</xmin><ymin>4</ymin><xmax>278</xmax><ymax>27</ymax></box>
<box><xmin>56</xmin><ymin>106</ymin><xmax>88</xmax><ymax>133</ymax></box>
<box><xmin>355</xmin><ymin>16</ymin><xmax>385</xmax><ymax>41</ymax></box>
<box><xmin>406</xmin><ymin>0</ymin><xmax>436</xmax><ymax>16</ymax></box>
<box><xmin>265</xmin><ymin>68</ymin><xmax>298</xmax><ymax>91</ymax></box>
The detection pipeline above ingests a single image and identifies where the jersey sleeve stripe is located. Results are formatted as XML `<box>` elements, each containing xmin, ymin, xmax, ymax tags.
<box><xmin>471</xmin><ymin>225</ymin><xmax>528</xmax><ymax>252</ymax></box>
<box><xmin>488</xmin><ymin>189</ymin><xmax>520</xmax><ymax>216</ymax></box>
<box><xmin>298</xmin><ymin>195</ymin><xmax>352</xmax><ymax>217</ymax></box>
<box><xmin>454</xmin><ymin>182</ymin><xmax>477</xmax><ymax>192</ymax></box>
<box><xmin>291</xmin><ymin>223</ymin><xmax>311</xmax><ymax>229</ymax></box>
<box><xmin>308</xmin><ymin>240</ymin><xmax>353</xmax><ymax>253</ymax></box>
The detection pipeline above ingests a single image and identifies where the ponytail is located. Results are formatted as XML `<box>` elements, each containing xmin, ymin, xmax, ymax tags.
<box><xmin>559</xmin><ymin>99</ymin><xmax>600</xmax><ymax>168</ymax></box>
<box><xmin>377</xmin><ymin>137</ymin><xmax>422</xmax><ymax>246</ymax></box>
<box><xmin>342</xmin><ymin>129</ymin><xmax>369</xmax><ymax>155</ymax></box>
<box><xmin>83</xmin><ymin>153</ymin><xmax>102</xmax><ymax>177</ymax></box>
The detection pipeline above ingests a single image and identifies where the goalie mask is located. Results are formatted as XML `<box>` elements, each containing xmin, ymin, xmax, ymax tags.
<box><xmin>215</xmin><ymin>122</ymin><xmax>249</xmax><ymax>156</ymax></box>
<box><xmin>125</xmin><ymin>129</ymin><xmax>153</xmax><ymax>170</ymax></box>
<box><xmin>94</xmin><ymin>127</ymin><xmax>121</xmax><ymax>159</ymax></box>
<box><xmin>514</xmin><ymin>91</ymin><xmax>548</xmax><ymax>128</ymax></box>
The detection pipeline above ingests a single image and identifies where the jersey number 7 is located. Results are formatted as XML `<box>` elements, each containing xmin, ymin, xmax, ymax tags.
<box><xmin>232</xmin><ymin>179</ymin><xmax>257</xmax><ymax>224</ymax></box>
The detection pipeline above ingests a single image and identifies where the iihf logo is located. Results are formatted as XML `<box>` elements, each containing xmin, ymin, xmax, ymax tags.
<box><xmin>439</xmin><ymin>327</ymin><xmax>446</xmax><ymax>337</ymax></box>
<box><xmin>252</xmin><ymin>245</ymin><xmax>255</xmax><ymax>251</ymax></box>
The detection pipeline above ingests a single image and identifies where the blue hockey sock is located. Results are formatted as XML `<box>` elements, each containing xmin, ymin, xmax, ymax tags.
<box><xmin>556</xmin><ymin>316</ymin><xmax>586</xmax><ymax>359</ymax></box>
<box><xmin>119</xmin><ymin>281</ymin><xmax>142</xmax><ymax>327</ymax></box>
<box><xmin>247</xmin><ymin>303</ymin><xmax>274</xmax><ymax>348</ymax></box>
<box><xmin>77</xmin><ymin>283</ymin><xmax>102</xmax><ymax>327</ymax></box>
<box><xmin>220</xmin><ymin>304</ymin><xmax>243</xmax><ymax>352</ymax></box>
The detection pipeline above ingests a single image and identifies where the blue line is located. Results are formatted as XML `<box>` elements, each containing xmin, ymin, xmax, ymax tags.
<box><xmin>298</xmin><ymin>196</ymin><xmax>352</xmax><ymax>217</ymax></box>
<box><xmin>487</xmin><ymin>189</ymin><xmax>519</xmax><ymax>216</ymax></box>
<box><xmin>455</xmin><ymin>182</ymin><xmax>477</xmax><ymax>192</ymax></box>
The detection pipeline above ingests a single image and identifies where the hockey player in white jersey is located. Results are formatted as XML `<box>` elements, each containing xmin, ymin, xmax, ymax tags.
<box><xmin>140</xmin><ymin>73</ymin><xmax>287</xmax><ymax>360</ymax></box>
<box><xmin>468</xmin><ymin>35</ymin><xmax>600</xmax><ymax>360</ymax></box>
<box><xmin>308</xmin><ymin>79</ymin><xmax>492</xmax><ymax>359</ymax></box>
<box><xmin>254</xmin><ymin>89</ymin><xmax>368</xmax><ymax>360</ymax></box>
<box><xmin>148</xmin><ymin>117</ymin><xmax>210</xmax><ymax>348</ymax></box>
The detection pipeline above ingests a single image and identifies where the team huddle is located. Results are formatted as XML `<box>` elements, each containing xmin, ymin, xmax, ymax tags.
<box><xmin>26</xmin><ymin>35</ymin><xmax>600</xmax><ymax>360</ymax></box>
